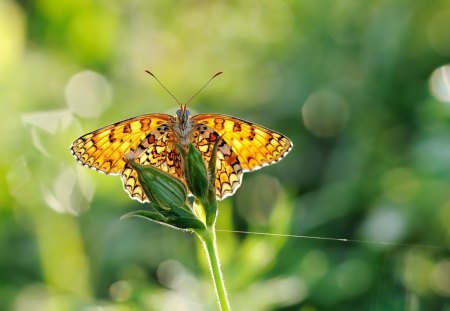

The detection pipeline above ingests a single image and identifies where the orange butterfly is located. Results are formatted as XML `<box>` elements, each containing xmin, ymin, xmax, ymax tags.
<box><xmin>71</xmin><ymin>72</ymin><xmax>293</xmax><ymax>202</ymax></box>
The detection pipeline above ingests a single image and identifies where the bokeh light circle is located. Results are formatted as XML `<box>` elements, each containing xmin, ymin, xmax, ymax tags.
<box><xmin>65</xmin><ymin>70</ymin><xmax>112</xmax><ymax>118</ymax></box>
<box><xmin>429</xmin><ymin>64</ymin><xmax>450</xmax><ymax>103</ymax></box>
<box><xmin>157</xmin><ymin>260</ymin><xmax>186</xmax><ymax>289</ymax></box>
<box><xmin>109</xmin><ymin>280</ymin><xmax>132</xmax><ymax>302</ymax></box>
<box><xmin>302</xmin><ymin>90</ymin><xmax>350</xmax><ymax>138</ymax></box>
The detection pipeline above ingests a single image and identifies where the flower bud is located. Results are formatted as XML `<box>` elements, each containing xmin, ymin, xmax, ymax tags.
<box><xmin>128</xmin><ymin>160</ymin><xmax>187</xmax><ymax>211</ymax></box>
<box><xmin>184</xmin><ymin>143</ymin><xmax>209</xmax><ymax>199</ymax></box>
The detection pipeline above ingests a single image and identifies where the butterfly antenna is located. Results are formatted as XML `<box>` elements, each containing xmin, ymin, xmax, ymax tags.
<box><xmin>145</xmin><ymin>70</ymin><xmax>180</xmax><ymax>105</ymax></box>
<box><xmin>187</xmin><ymin>71</ymin><xmax>223</xmax><ymax>104</ymax></box>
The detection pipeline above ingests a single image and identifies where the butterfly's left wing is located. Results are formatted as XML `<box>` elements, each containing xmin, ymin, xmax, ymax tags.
<box><xmin>71</xmin><ymin>114</ymin><xmax>173</xmax><ymax>175</ymax></box>
<box><xmin>192</xmin><ymin>114</ymin><xmax>293</xmax><ymax>172</ymax></box>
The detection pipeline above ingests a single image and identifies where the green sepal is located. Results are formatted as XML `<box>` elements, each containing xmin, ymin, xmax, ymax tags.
<box><xmin>128</xmin><ymin>159</ymin><xmax>187</xmax><ymax>211</ymax></box>
<box><xmin>184</xmin><ymin>143</ymin><xmax>209</xmax><ymax>200</ymax></box>
<box><xmin>204</xmin><ymin>136</ymin><xmax>221</xmax><ymax>227</ymax></box>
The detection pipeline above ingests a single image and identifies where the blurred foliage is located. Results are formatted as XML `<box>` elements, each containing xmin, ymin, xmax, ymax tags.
<box><xmin>1</xmin><ymin>0</ymin><xmax>450</xmax><ymax>310</ymax></box>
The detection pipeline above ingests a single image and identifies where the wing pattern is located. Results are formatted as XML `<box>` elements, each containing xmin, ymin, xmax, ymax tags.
<box><xmin>192</xmin><ymin>114</ymin><xmax>293</xmax><ymax>172</ymax></box>
<box><xmin>120</xmin><ymin>124</ymin><xmax>184</xmax><ymax>202</ymax></box>
<box><xmin>70</xmin><ymin>114</ymin><xmax>173</xmax><ymax>175</ymax></box>
<box><xmin>191</xmin><ymin>123</ymin><xmax>243</xmax><ymax>199</ymax></box>
<box><xmin>71</xmin><ymin>112</ymin><xmax>292</xmax><ymax>203</ymax></box>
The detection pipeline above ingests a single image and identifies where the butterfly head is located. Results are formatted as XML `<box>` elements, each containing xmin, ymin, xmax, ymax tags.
<box><xmin>176</xmin><ymin>103</ymin><xmax>190</xmax><ymax>124</ymax></box>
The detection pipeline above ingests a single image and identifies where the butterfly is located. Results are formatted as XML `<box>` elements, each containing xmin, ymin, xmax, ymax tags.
<box><xmin>71</xmin><ymin>73</ymin><xmax>293</xmax><ymax>203</ymax></box>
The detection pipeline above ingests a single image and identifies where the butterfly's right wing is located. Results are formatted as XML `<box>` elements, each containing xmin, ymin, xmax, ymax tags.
<box><xmin>192</xmin><ymin>114</ymin><xmax>293</xmax><ymax>172</ymax></box>
<box><xmin>191</xmin><ymin>122</ymin><xmax>243</xmax><ymax>200</ymax></box>
<box><xmin>191</xmin><ymin>113</ymin><xmax>293</xmax><ymax>200</ymax></box>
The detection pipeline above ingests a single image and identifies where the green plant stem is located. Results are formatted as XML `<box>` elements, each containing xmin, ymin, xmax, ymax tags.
<box><xmin>197</xmin><ymin>228</ymin><xmax>231</xmax><ymax>311</ymax></box>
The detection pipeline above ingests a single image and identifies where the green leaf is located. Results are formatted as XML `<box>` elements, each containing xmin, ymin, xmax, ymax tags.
<box><xmin>122</xmin><ymin>210</ymin><xmax>205</xmax><ymax>230</ymax></box>
<box><xmin>121</xmin><ymin>210</ymin><xmax>168</xmax><ymax>225</ymax></box>
<box><xmin>165</xmin><ymin>215</ymin><xmax>206</xmax><ymax>230</ymax></box>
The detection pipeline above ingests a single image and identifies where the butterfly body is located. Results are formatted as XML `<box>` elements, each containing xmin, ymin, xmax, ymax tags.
<box><xmin>71</xmin><ymin>104</ymin><xmax>292</xmax><ymax>203</ymax></box>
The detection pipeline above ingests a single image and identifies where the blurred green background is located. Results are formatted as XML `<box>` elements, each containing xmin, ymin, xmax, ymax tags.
<box><xmin>1</xmin><ymin>0</ymin><xmax>450</xmax><ymax>310</ymax></box>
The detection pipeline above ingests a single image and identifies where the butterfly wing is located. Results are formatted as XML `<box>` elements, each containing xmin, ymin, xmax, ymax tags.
<box><xmin>192</xmin><ymin>114</ymin><xmax>293</xmax><ymax>172</ymax></box>
<box><xmin>71</xmin><ymin>114</ymin><xmax>173</xmax><ymax>175</ymax></box>
<box><xmin>191</xmin><ymin>124</ymin><xmax>243</xmax><ymax>199</ymax></box>
<box><xmin>120</xmin><ymin>125</ymin><xmax>184</xmax><ymax>202</ymax></box>
<box><xmin>72</xmin><ymin>112</ymin><xmax>292</xmax><ymax>202</ymax></box>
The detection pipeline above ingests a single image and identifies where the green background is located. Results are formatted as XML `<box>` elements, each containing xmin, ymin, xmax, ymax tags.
<box><xmin>1</xmin><ymin>0</ymin><xmax>450</xmax><ymax>310</ymax></box>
